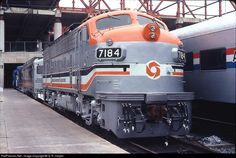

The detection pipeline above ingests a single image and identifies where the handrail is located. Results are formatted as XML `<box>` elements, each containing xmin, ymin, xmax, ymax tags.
<box><xmin>5</xmin><ymin>41</ymin><xmax>51</xmax><ymax>52</ymax></box>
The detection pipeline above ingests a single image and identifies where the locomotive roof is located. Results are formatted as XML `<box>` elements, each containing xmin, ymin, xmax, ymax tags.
<box><xmin>85</xmin><ymin>10</ymin><xmax>168</xmax><ymax>30</ymax></box>
<box><xmin>171</xmin><ymin>14</ymin><xmax>236</xmax><ymax>40</ymax></box>
<box><xmin>22</xmin><ymin>57</ymin><xmax>43</xmax><ymax>70</ymax></box>
<box><xmin>34</xmin><ymin>58</ymin><xmax>43</xmax><ymax>64</ymax></box>
<box><xmin>46</xmin><ymin>9</ymin><xmax>180</xmax><ymax>51</ymax></box>
<box><xmin>50</xmin><ymin>10</ymin><xmax>169</xmax><ymax>46</ymax></box>
<box><xmin>56</xmin><ymin>10</ymin><xmax>168</xmax><ymax>34</ymax></box>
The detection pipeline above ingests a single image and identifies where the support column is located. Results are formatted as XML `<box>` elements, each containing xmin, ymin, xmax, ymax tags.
<box><xmin>0</xmin><ymin>9</ymin><xmax>4</xmax><ymax>52</ymax></box>
<box><xmin>54</xmin><ymin>9</ymin><xmax>62</xmax><ymax>40</ymax></box>
<box><xmin>175</xmin><ymin>17</ymin><xmax>183</xmax><ymax>29</ymax></box>
<box><xmin>0</xmin><ymin>54</ymin><xmax>3</xmax><ymax>100</ymax></box>
<box><xmin>0</xmin><ymin>10</ymin><xmax>4</xmax><ymax>96</ymax></box>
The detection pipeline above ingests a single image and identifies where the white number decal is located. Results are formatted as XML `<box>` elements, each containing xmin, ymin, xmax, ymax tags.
<box><xmin>178</xmin><ymin>51</ymin><xmax>185</xmax><ymax>61</ymax></box>
<box><xmin>97</xmin><ymin>48</ymin><xmax>121</xmax><ymax>58</ymax></box>
<box><xmin>98</xmin><ymin>49</ymin><xmax>103</xmax><ymax>58</ymax></box>
<box><xmin>107</xmin><ymin>49</ymin><xmax>113</xmax><ymax>57</ymax></box>
<box><xmin>114</xmin><ymin>49</ymin><xmax>120</xmax><ymax>57</ymax></box>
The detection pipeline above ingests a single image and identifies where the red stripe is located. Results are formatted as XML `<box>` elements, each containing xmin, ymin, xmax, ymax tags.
<box><xmin>193</xmin><ymin>48</ymin><xmax>236</xmax><ymax>59</ymax></box>
<box><xmin>226</xmin><ymin>48</ymin><xmax>236</xmax><ymax>55</ymax></box>
<box><xmin>193</xmin><ymin>53</ymin><xmax>200</xmax><ymax>59</ymax></box>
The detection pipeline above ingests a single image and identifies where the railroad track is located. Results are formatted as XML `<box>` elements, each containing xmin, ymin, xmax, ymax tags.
<box><xmin>192</xmin><ymin>116</ymin><xmax>235</xmax><ymax>127</ymax></box>
<box><xmin>171</xmin><ymin>135</ymin><xmax>235</xmax><ymax>154</ymax></box>
<box><xmin>127</xmin><ymin>136</ymin><xmax>210</xmax><ymax>154</ymax></box>
<box><xmin>127</xmin><ymin>134</ymin><xmax>235</xmax><ymax>154</ymax></box>
<box><xmin>192</xmin><ymin>116</ymin><xmax>235</xmax><ymax>144</ymax></box>
<box><xmin>190</xmin><ymin>116</ymin><xmax>235</xmax><ymax>154</ymax></box>
<box><xmin>38</xmin><ymin>99</ymin><xmax>234</xmax><ymax>154</ymax></box>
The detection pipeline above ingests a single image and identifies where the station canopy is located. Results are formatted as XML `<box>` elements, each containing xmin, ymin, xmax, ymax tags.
<box><xmin>1</xmin><ymin>0</ymin><xmax>60</xmax><ymax>10</ymax></box>
<box><xmin>1</xmin><ymin>0</ymin><xmax>87</xmax><ymax>42</ymax></box>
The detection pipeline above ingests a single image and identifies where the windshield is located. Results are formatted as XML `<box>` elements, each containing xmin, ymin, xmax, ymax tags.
<box><xmin>37</xmin><ymin>65</ymin><xmax>43</xmax><ymax>74</ymax></box>
<box><xmin>137</xmin><ymin>15</ymin><xmax>165</xmax><ymax>30</ymax></box>
<box><xmin>96</xmin><ymin>14</ymin><xmax>132</xmax><ymax>30</ymax></box>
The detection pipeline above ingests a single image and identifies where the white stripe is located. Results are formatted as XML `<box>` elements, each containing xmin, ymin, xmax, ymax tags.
<box><xmin>44</xmin><ymin>63</ymin><xmax>183</xmax><ymax>85</ymax></box>
<box><xmin>72</xmin><ymin>76</ymin><xmax>77</xmax><ymax>84</ymax></box>
<box><xmin>130</xmin><ymin>64</ymin><xmax>146</xmax><ymax>76</ymax></box>
<box><xmin>81</xmin><ymin>68</ymin><xmax>127</xmax><ymax>84</ymax></box>
<box><xmin>130</xmin><ymin>64</ymin><xmax>182</xmax><ymax>77</ymax></box>
<box><xmin>50</xmin><ymin>77</ymin><xmax>70</xmax><ymax>84</ymax></box>
<box><xmin>174</xmin><ymin>69</ymin><xmax>183</xmax><ymax>73</ymax></box>
<box><xmin>193</xmin><ymin>58</ymin><xmax>200</xmax><ymax>65</ymax></box>
<box><xmin>227</xmin><ymin>54</ymin><xmax>234</xmax><ymax>62</ymax></box>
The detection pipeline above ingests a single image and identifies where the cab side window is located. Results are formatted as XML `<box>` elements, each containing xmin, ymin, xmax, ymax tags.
<box><xmin>37</xmin><ymin>65</ymin><xmax>43</xmax><ymax>74</ymax></box>
<box><xmin>81</xmin><ymin>26</ymin><xmax>89</xmax><ymax>41</ymax></box>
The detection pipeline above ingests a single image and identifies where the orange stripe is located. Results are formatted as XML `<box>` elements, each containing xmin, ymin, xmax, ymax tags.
<box><xmin>81</xmin><ymin>71</ymin><xmax>130</xmax><ymax>91</ymax></box>
<box><xmin>22</xmin><ymin>81</ymin><xmax>32</xmax><ymax>88</ymax></box>
<box><xmin>45</xmin><ymin>83</ymin><xmax>73</xmax><ymax>88</ymax></box>
<box><xmin>43</xmin><ymin>71</ymin><xmax>130</xmax><ymax>91</ymax></box>
<box><xmin>172</xmin><ymin>72</ymin><xmax>183</xmax><ymax>76</ymax></box>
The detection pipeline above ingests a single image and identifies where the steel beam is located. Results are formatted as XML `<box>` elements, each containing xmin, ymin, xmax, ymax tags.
<box><xmin>57</xmin><ymin>0</ymin><xmax>235</xmax><ymax>20</ymax></box>
<box><xmin>3</xmin><ymin>7</ymin><xmax>55</xmax><ymax>16</ymax></box>
<box><xmin>219</xmin><ymin>0</ymin><xmax>222</xmax><ymax>17</ymax></box>
<box><xmin>230</xmin><ymin>0</ymin><xmax>236</xmax><ymax>10</ymax></box>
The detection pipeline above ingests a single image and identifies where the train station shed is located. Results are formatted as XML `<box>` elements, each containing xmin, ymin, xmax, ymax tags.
<box><xmin>0</xmin><ymin>0</ymin><xmax>235</xmax><ymax>154</ymax></box>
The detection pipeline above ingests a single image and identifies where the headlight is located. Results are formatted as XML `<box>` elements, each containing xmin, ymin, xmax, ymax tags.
<box><xmin>143</xmin><ymin>23</ymin><xmax>160</xmax><ymax>41</ymax></box>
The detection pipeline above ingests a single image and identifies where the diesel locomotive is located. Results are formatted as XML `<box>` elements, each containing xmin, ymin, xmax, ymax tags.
<box><xmin>20</xmin><ymin>57</ymin><xmax>44</xmax><ymax>99</ymax></box>
<box><xmin>16</xmin><ymin>10</ymin><xmax>194</xmax><ymax>138</ymax></box>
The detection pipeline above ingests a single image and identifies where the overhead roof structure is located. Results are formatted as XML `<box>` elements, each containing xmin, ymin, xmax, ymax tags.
<box><xmin>0</xmin><ymin>0</ymin><xmax>235</xmax><ymax>42</ymax></box>
<box><xmin>1</xmin><ymin>0</ymin><xmax>60</xmax><ymax>10</ymax></box>
<box><xmin>1</xmin><ymin>0</ymin><xmax>87</xmax><ymax>42</ymax></box>
<box><xmin>3</xmin><ymin>9</ymin><xmax>87</xmax><ymax>41</ymax></box>
<box><xmin>58</xmin><ymin>0</ymin><xmax>236</xmax><ymax>19</ymax></box>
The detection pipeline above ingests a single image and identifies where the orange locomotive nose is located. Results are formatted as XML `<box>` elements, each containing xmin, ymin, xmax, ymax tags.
<box><xmin>143</xmin><ymin>23</ymin><xmax>160</xmax><ymax>41</ymax></box>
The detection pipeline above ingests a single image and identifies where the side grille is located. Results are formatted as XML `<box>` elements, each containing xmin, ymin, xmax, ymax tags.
<box><xmin>96</xmin><ymin>92</ymin><xmax>145</xmax><ymax>101</ymax></box>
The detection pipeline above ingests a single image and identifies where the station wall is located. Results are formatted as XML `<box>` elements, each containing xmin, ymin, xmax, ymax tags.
<box><xmin>0</xmin><ymin>52</ymin><xmax>43</xmax><ymax>89</ymax></box>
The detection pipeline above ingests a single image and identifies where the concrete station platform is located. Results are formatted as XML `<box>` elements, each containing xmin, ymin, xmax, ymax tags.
<box><xmin>0</xmin><ymin>89</ymin><xmax>128</xmax><ymax>154</ymax></box>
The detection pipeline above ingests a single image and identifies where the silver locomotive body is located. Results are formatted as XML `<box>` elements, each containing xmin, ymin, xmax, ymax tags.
<box><xmin>21</xmin><ymin>57</ymin><xmax>43</xmax><ymax>99</ymax></box>
<box><xmin>43</xmin><ymin>11</ymin><xmax>193</xmax><ymax>138</ymax></box>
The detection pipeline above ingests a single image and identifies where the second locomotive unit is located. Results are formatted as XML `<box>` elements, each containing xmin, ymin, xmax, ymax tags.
<box><xmin>20</xmin><ymin>57</ymin><xmax>44</xmax><ymax>99</ymax></box>
<box><xmin>42</xmin><ymin>10</ymin><xmax>193</xmax><ymax>138</ymax></box>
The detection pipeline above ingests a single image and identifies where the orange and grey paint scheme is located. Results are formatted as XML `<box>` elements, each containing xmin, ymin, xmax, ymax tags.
<box><xmin>41</xmin><ymin>10</ymin><xmax>193</xmax><ymax>138</ymax></box>
<box><xmin>86</xmin><ymin>10</ymin><xmax>182</xmax><ymax>46</ymax></box>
